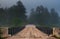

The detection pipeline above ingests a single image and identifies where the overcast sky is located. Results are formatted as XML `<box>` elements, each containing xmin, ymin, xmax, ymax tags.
<box><xmin>0</xmin><ymin>0</ymin><xmax>60</xmax><ymax>16</ymax></box>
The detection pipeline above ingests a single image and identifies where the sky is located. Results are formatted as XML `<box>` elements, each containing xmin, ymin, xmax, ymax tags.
<box><xmin>0</xmin><ymin>0</ymin><xmax>60</xmax><ymax>16</ymax></box>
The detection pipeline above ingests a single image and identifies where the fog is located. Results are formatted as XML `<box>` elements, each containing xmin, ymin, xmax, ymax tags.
<box><xmin>0</xmin><ymin>0</ymin><xmax>60</xmax><ymax>16</ymax></box>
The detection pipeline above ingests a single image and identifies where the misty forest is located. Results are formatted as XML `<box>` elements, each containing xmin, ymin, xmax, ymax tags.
<box><xmin>0</xmin><ymin>0</ymin><xmax>60</xmax><ymax>27</ymax></box>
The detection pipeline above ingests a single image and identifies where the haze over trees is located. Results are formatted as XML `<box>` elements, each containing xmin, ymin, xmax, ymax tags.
<box><xmin>28</xmin><ymin>5</ymin><xmax>59</xmax><ymax>26</ymax></box>
<box><xmin>0</xmin><ymin>0</ymin><xmax>60</xmax><ymax>27</ymax></box>
<box><xmin>0</xmin><ymin>0</ymin><xmax>26</xmax><ymax>26</ymax></box>
<box><xmin>8</xmin><ymin>1</ymin><xmax>26</xmax><ymax>26</ymax></box>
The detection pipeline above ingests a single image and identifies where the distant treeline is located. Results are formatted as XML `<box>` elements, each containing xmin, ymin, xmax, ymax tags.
<box><xmin>0</xmin><ymin>0</ymin><xmax>27</xmax><ymax>26</ymax></box>
<box><xmin>0</xmin><ymin>0</ymin><xmax>60</xmax><ymax>27</ymax></box>
<box><xmin>28</xmin><ymin>5</ymin><xmax>60</xmax><ymax>26</ymax></box>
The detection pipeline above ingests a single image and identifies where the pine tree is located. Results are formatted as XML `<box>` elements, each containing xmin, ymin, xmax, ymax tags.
<box><xmin>50</xmin><ymin>8</ymin><xmax>59</xmax><ymax>25</ymax></box>
<box><xmin>8</xmin><ymin>0</ymin><xmax>26</xmax><ymax>26</ymax></box>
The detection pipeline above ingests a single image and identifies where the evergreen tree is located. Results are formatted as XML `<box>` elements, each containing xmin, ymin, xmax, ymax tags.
<box><xmin>28</xmin><ymin>8</ymin><xmax>36</xmax><ymax>24</ymax></box>
<box><xmin>43</xmin><ymin>8</ymin><xmax>50</xmax><ymax>24</ymax></box>
<box><xmin>8</xmin><ymin>0</ymin><xmax>26</xmax><ymax>26</ymax></box>
<box><xmin>36</xmin><ymin>5</ymin><xmax>45</xmax><ymax>25</ymax></box>
<box><xmin>0</xmin><ymin>8</ymin><xmax>6</xmax><ymax>25</ymax></box>
<box><xmin>28</xmin><ymin>5</ymin><xmax>59</xmax><ymax>25</ymax></box>
<box><xmin>50</xmin><ymin>8</ymin><xmax>59</xmax><ymax>25</ymax></box>
<box><xmin>29</xmin><ymin>5</ymin><xmax>46</xmax><ymax>25</ymax></box>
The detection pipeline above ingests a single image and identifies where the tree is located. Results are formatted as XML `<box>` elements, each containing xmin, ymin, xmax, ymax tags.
<box><xmin>0</xmin><ymin>8</ymin><xmax>6</xmax><ymax>25</ymax></box>
<box><xmin>43</xmin><ymin>8</ymin><xmax>50</xmax><ymax>24</ymax></box>
<box><xmin>36</xmin><ymin>5</ymin><xmax>45</xmax><ymax>25</ymax></box>
<box><xmin>28</xmin><ymin>5</ymin><xmax>59</xmax><ymax>26</ymax></box>
<box><xmin>29</xmin><ymin>5</ymin><xmax>46</xmax><ymax>25</ymax></box>
<box><xmin>28</xmin><ymin>8</ymin><xmax>36</xmax><ymax>24</ymax></box>
<box><xmin>50</xmin><ymin>8</ymin><xmax>59</xmax><ymax>25</ymax></box>
<box><xmin>8</xmin><ymin>0</ymin><xmax>26</xmax><ymax>26</ymax></box>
